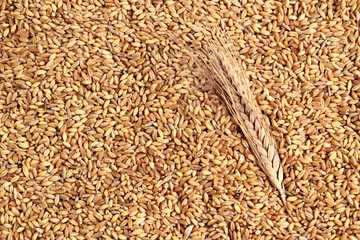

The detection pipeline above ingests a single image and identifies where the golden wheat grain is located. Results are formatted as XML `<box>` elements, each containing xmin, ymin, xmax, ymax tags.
<box><xmin>1</xmin><ymin>0</ymin><xmax>360</xmax><ymax>239</ymax></box>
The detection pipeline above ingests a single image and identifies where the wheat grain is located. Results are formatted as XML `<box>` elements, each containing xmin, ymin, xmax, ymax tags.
<box><xmin>1</xmin><ymin>0</ymin><xmax>360</xmax><ymax>239</ymax></box>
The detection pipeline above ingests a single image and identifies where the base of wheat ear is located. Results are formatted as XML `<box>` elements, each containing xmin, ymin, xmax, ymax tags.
<box><xmin>196</xmin><ymin>41</ymin><xmax>289</xmax><ymax>214</ymax></box>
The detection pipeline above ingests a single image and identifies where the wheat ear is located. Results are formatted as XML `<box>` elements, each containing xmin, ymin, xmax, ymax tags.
<box><xmin>197</xmin><ymin>43</ymin><xmax>289</xmax><ymax>212</ymax></box>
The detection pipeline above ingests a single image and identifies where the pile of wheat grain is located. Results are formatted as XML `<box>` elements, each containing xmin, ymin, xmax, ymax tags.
<box><xmin>0</xmin><ymin>0</ymin><xmax>359</xmax><ymax>239</ymax></box>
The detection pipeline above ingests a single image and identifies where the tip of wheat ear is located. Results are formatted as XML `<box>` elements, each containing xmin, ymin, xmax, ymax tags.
<box><xmin>195</xmin><ymin>41</ymin><xmax>290</xmax><ymax>215</ymax></box>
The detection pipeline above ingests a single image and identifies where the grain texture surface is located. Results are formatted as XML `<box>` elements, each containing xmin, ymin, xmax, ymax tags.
<box><xmin>0</xmin><ymin>0</ymin><xmax>360</xmax><ymax>239</ymax></box>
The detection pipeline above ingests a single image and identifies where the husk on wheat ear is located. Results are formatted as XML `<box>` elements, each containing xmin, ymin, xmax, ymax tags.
<box><xmin>195</xmin><ymin>42</ymin><xmax>290</xmax><ymax>213</ymax></box>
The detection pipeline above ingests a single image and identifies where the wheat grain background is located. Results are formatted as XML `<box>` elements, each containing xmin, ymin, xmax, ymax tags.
<box><xmin>0</xmin><ymin>0</ymin><xmax>360</xmax><ymax>239</ymax></box>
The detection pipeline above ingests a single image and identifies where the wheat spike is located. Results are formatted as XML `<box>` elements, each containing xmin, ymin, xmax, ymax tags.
<box><xmin>197</xmin><ymin>42</ymin><xmax>289</xmax><ymax>212</ymax></box>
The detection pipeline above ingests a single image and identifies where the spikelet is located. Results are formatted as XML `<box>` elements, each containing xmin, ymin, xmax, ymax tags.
<box><xmin>196</xmin><ymin>40</ymin><xmax>289</xmax><ymax>212</ymax></box>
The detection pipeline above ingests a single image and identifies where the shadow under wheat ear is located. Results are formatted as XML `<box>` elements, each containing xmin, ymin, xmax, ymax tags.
<box><xmin>199</xmin><ymin>44</ymin><xmax>290</xmax><ymax>214</ymax></box>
